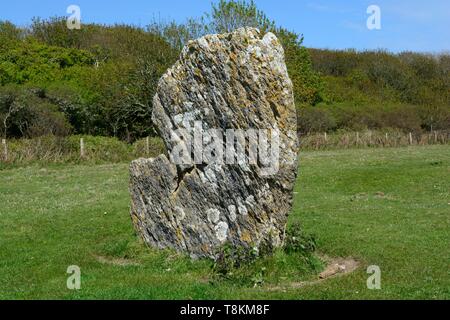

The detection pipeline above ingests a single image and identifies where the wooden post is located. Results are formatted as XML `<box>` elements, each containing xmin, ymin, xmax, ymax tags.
<box><xmin>434</xmin><ymin>131</ymin><xmax>438</xmax><ymax>143</ymax></box>
<box><xmin>146</xmin><ymin>136</ymin><xmax>150</xmax><ymax>155</ymax></box>
<box><xmin>2</xmin><ymin>139</ymin><xmax>7</xmax><ymax>161</ymax></box>
<box><xmin>356</xmin><ymin>132</ymin><xmax>360</xmax><ymax>145</ymax></box>
<box><xmin>409</xmin><ymin>132</ymin><xmax>413</xmax><ymax>145</ymax></box>
<box><xmin>80</xmin><ymin>138</ymin><xmax>85</xmax><ymax>158</ymax></box>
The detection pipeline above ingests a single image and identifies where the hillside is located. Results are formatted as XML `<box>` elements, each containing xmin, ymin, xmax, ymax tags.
<box><xmin>1</xmin><ymin>1</ymin><xmax>449</xmax><ymax>142</ymax></box>
<box><xmin>302</xmin><ymin>48</ymin><xmax>450</xmax><ymax>134</ymax></box>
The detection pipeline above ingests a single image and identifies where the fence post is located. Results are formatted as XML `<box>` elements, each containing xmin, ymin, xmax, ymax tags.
<box><xmin>409</xmin><ymin>132</ymin><xmax>413</xmax><ymax>145</ymax></box>
<box><xmin>146</xmin><ymin>136</ymin><xmax>150</xmax><ymax>155</ymax></box>
<box><xmin>356</xmin><ymin>132</ymin><xmax>360</xmax><ymax>145</ymax></box>
<box><xmin>2</xmin><ymin>139</ymin><xmax>7</xmax><ymax>161</ymax></box>
<box><xmin>80</xmin><ymin>138</ymin><xmax>85</xmax><ymax>158</ymax></box>
<box><xmin>434</xmin><ymin>131</ymin><xmax>438</xmax><ymax>143</ymax></box>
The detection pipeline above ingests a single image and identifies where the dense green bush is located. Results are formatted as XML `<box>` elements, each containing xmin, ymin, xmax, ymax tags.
<box><xmin>0</xmin><ymin>85</ymin><xmax>72</xmax><ymax>138</ymax></box>
<box><xmin>284</xmin><ymin>222</ymin><xmax>317</xmax><ymax>254</ymax></box>
<box><xmin>307</xmin><ymin>48</ymin><xmax>449</xmax><ymax>134</ymax></box>
<box><xmin>0</xmin><ymin>18</ymin><xmax>178</xmax><ymax>142</ymax></box>
<box><xmin>0</xmin><ymin>37</ymin><xmax>94</xmax><ymax>86</ymax></box>
<box><xmin>297</xmin><ymin>106</ymin><xmax>336</xmax><ymax>134</ymax></box>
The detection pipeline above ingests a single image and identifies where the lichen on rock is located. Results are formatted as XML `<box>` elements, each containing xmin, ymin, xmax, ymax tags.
<box><xmin>129</xmin><ymin>27</ymin><xmax>299</xmax><ymax>259</ymax></box>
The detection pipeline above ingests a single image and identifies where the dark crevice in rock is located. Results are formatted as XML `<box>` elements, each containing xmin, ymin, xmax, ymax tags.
<box><xmin>174</xmin><ymin>163</ymin><xmax>208</xmax><ymax>194</ymax></box>
<box><xmin>174</xmin><ymin>166</ymin><xmax>195</xmax><ymax>193</ymax></box>
<box><xmin>270</xmin><ymin>101</ymin><xmax>280</xmax><ymax>120</ymax></box>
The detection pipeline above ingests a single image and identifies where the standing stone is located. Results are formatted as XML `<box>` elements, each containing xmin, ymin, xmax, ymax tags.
<box><xmin>130</xmin><ymin>27</ymin><xmax>299</xmax><ymax>258</ymax></box>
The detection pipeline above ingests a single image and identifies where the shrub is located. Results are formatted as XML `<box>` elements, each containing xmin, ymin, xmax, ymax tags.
<box><xmin>297</xmin><ymin>106</ymin><xmax>336</xmax><ymax>134</ymax></box>
<box><xmin>0</xmin><ymin>86</ymin><xmax>72</xmax><ymax>138</ymax></box>
<box><xmin>417</xmin><ymin>105</ymin><xmax>450</xmax><ymax>131</ymax></box>
<box><xmin>284</xmin><ymin>222</ymin><xmax>317</xmax><ymax>254</ymax></box>
<box><xmin>212</xmin><ymin>242</ymin><xmax>259</xmax><ymax>276</ymax></box>
<box><xmin>380</xmin><ymin>105</ymin><xmax>422</xmax><ymax>133</ymax></box>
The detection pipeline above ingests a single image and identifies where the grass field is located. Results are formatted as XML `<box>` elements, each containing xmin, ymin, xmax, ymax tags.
<box><xmin>0</xmin><ymin>145</ymin><xmax>449</xmax><ymax>300</ymax></box>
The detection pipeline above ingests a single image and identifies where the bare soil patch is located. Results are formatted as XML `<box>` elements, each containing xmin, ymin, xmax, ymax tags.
<box><xmin>266</xmin><ymin>255</ymin><xmax>360</xmax><ymax>292</ymax></box>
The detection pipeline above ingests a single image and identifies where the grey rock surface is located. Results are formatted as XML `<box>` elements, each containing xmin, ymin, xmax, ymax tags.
<box><xmin>129</xmin><ymin>27</ymin><xmax>299</xmax><ymax>258</ymax></box>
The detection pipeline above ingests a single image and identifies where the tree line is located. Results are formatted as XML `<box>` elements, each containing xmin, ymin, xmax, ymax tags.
<box><xmin>300</xmin><ymin>48</ymin><xmax>449</xmax><ymax>134</ymax></box>
<box><xmin>0</xmin><ymin>0</ymin><xmax>448</xmax><ymax>142</ymax></box>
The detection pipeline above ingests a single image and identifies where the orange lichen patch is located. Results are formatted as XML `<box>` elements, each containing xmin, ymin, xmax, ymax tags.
<box><xmin>240</xmin><ymin>231</ymin><xmax>252</xmax><ymax>243</ymax></box>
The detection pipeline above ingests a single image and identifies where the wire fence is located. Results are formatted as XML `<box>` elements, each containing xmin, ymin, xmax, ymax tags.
<box><xmin>299</xmin><ymin>130</ymin><xmax>450</xmax><ymax>151</ymax></box>
<box><xmin>0</xmin><ymin>135</ymin><xmax>165</xmax><ymax>165</ymax></box>
<box><xmin>0</xmin><ymin>130</ymin><xmax>449</xmax><ymax>164</ymax></box>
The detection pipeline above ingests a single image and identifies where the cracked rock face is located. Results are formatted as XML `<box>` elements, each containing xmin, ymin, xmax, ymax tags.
<box><xmin>129</xmin><ymin>27</ymin><xmax>299</xmax><ymax>259</ymax></box>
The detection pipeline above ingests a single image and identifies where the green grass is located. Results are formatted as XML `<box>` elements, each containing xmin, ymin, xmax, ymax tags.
<box><xmin>0</xmin><ymin>145</ymin><xmax>449</xmax><ymax>299</ymax></box>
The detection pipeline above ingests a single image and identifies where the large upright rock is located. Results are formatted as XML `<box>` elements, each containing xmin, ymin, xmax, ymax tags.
<box><xmin>130</xmin><ymin>27</ymin><xmax>299</xmax><ymax>258</ymax></box>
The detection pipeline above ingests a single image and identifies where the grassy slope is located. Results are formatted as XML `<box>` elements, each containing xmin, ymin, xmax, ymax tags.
<box><xmin>0</xmin><ymin>145</ymin><xmax>449</xmax><ymax>299</ymax></box>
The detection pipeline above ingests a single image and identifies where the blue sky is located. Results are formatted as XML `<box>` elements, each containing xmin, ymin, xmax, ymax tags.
<box><xmin>1</xmin><ymin>0</ymin><xmax>449</xmax><ymax>53</ymax></box>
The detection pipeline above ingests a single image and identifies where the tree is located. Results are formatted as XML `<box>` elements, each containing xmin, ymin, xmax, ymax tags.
<box><xmin>0</xmin><ymin>86</ymin><xmax>72</xmax><ymax>138</ymax></box>
<box><xmin>207</xmin><ymin>0</ymin><xmax>275</xmax><ymax>34</ymax></box>
<box><xmin>276</xmin><ymin>29</ymin><xmax>323</xmax><ymax>105</ymax></box>
<box><xmin>148</xmin><ymin>0</ymin><xmax>323</xmax><ymax>106</ymax></box>
<box><xmin>0</xmin><ymin>20</ymin><xmax>23</xmax><ymax>41</ymax></box>
<box><xmin>148</xmin><ymin>18</ymin><xmax>208</xmax><ymax>51</ymax></box>
<box><xmin>0</xmin><ymin>85</ymin><xmax>21</xmax><ymax>138</ymax></box>
<box><xmin>30</xmin><ymin>16</ymin><xmax>85</xmax><ymax>49</ymax></box>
